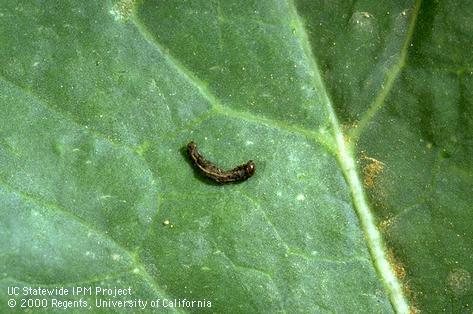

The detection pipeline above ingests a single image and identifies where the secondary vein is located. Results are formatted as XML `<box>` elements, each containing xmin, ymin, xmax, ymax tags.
<box><xmin>350</xmin><ymin>0</ymin><xmax>422</xmax><ymax>141</ymax></box>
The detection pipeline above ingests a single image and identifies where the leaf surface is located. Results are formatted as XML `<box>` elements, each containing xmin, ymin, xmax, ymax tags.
<box><xmin>0</xmin><ymin>0</ymin><xmax>471</xmax><ymax>313</ymax></box>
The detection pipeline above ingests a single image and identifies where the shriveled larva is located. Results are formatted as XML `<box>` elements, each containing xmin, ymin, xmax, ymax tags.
<box><xmin>187</xmin><ymin>141</ymin><xmax>255</xmax><ymax>184</ymax></box>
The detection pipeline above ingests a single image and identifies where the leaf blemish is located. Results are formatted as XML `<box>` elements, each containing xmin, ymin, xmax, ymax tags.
<box><xmin>379</xmin><ymin>216</ymin><xmax>395</xmax><ymax>232</ymax></box>
<box><xmin>447</xmin><ymin>268</ymin><xmax>471</xmax><ymax>296</ymax></box>
<box><xmin>350</xmin><ymin>11</ymin><xmax>375</xmax><ymax>27</ymax></box>
<box><xmin>111</xmin><ymin>254</ymin><xmax>122</xmax><ymax>261</ymax></box>
<box><xmin>110</xmin><ymin>0</ymin><xmax>136</xmax><ymax>21</ymax></box>
<box><xmin>386</xmin><ymin>249</ymin><xmax>406</xmax><ymax>281</ymax></box>
<box><xmin>361</xmin><ymin>154</ymin><xmax>385</xmax><ymax>188</ymax></box>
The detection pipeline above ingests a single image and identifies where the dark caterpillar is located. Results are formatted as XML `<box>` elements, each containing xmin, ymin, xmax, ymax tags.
<box><xmin>187</xmin><ymin>141</ymin><xmax>255</xmax><ymax>184</ymax></box>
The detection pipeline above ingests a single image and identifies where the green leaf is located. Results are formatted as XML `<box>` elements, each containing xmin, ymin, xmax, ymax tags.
<box><xmin>0</xmin><ymin>0</ymin><xmax>471</xmax><ymax>313</ymax></box>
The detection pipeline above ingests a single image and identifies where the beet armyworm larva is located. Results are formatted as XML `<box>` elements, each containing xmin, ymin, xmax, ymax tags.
<box><xmin>187</xmin><ymin>141</ymin><xmax>255</xmax><ymax>183</ymax></box>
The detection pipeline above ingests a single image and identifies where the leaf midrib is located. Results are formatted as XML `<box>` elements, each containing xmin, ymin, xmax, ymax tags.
<box><xmin>284</xmin><ymin>0</ymin><xmax>420</xmax><ymax>312</ymax></box>
<box><xmin>0</xmin><ymin>0</ymin><xmax>421</xmax><ymax>311</ymax></box>
<box><xmin>129</xmin><ymin>0</ymin><xmax>414</xmax><ymax>312</ymax></box>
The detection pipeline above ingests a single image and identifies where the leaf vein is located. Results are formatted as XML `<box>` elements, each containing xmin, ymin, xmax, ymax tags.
<box><xmin>0</xmin><ymin>178</ymin><xmax>177</xmax><ymax>308</ymax></box>
<box><xmin>350</xmin><ymin>0</ymin><xmax>423</xmax><ymax>141</ymax></box>
<box><xmin>285</xmin><ymin>0</ymin><xmax>411</xmax><ymax>312</ymax></box>
<box><xmin>129</xmin><ymin>15</ymin><xmax>336</xmax><ymax>155</ymax></box>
